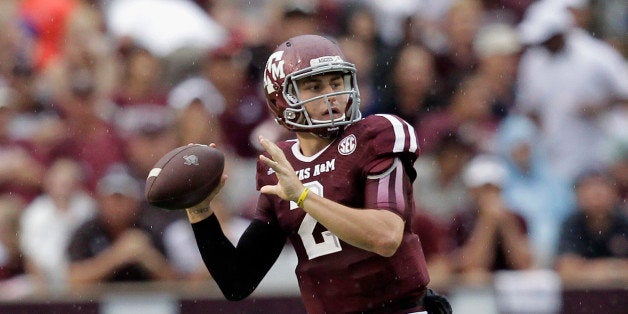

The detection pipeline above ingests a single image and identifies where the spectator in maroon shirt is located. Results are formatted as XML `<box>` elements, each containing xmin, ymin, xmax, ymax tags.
<box><xmin>0</xmin><ymin>63</ymin><xmax>48</xmax><ymax>203</ymax></box>
<box><xmin>49</xmin><ymin>78</ymin><xmax>126</xmax><ymax>192</ymax></box>
<box><xmin>202</xmin><ymin>40</ymin><xmax>268</xmax><ymax>159</ymax></box>
<box><xmin>112</xmin><ymin>45</ymin><xmax>169</xmax><ymax>108</ymax></box>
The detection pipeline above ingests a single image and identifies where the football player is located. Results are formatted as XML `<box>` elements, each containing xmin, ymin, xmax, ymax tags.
<box><xmin>186</xmin><ymin>34</ymin><xmax>451</xmax><ymax>314</ymax></box>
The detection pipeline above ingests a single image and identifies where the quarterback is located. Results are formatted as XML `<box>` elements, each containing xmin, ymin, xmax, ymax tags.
<box><xmin>186</xmin><ymin>35</ymin><xmax>450</xmax><ymax>314</ymax></box>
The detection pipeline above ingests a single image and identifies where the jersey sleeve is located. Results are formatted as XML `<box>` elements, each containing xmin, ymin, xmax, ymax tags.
<box><xmin>364</xmin><ymin>158</ymin><xmax>415</xmax><ymax>220</ymax></box>
<box><xmin>191</xmin><ymin>215</ymin><xmax>286</xmax><ymax>300</ymax></box>
<box><xmin>362</xmin><ymin>114</ymin><xmax>420</xmax><ymax>180</ymax></box>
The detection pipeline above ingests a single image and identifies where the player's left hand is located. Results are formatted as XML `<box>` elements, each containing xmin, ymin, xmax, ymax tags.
<box><xmin>258</xmin><ymin>135</ymin><xmax>304</xmax><ymax>202</ymax></box>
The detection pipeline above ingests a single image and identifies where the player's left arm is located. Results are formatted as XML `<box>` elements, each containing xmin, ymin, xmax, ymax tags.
<box><xmin>258</xmin><ymin>136</ymin><xmax>408</xmax><ymax>257</ymax></box>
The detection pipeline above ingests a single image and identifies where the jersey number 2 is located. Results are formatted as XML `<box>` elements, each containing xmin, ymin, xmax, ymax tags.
<box><xmin>295</xmin><ymin>181</ymin><xmax>343</xmax><ymax>259</ymax></box>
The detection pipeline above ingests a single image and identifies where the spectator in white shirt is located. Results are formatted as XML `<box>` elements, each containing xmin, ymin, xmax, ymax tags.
<box><xmin>19</xmin><ymin>159</ymin><xmax>96</xmax><ymax>293</ymax></box>
<box><xmin>515</xmin><ymin>0</ymin><xmax>628</xmax><ymax>185</ymax></box>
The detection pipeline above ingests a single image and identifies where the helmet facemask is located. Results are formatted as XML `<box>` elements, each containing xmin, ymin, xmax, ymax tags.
<box><xmin>281</xmin><ymin>60</ymin><xmax>362</xmax><ymax>138</ymax></box>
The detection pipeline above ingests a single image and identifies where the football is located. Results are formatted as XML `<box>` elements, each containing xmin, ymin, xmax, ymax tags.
<box><xmin>145</xmin><ymin>144</ymin><xmax>224</xmax><ymax>210</ymax></box>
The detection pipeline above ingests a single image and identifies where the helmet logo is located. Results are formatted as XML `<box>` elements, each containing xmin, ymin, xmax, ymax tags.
<box><xmin>264</xmin><ymin>51</ymin><xmax>285</xmax><ymax>94</ymax></box>
<box><xmin>338</xmin><ymin>134</ymin><xmax>357</xmax><ymax>155</ymax></box>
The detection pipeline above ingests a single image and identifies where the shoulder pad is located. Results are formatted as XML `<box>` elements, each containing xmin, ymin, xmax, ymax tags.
<box><xmin>361</xmin><ymin>114</ymin><xmax>419</xmax><ymax>157</ymax></box>
<box><xmin>348</xmin><ymin>114</ymin><xmax>419</xmax><ymax>177</ymax></box>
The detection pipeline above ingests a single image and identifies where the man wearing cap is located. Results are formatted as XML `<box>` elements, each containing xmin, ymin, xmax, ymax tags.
<box><xmin>66</xmin><ymin>168</ymin><xmax>178</xmax><ymax>287</ymax></box>
<box><xmin>515</xmin><ymin>0</ymin><xmax>628</xmax><ymax>185</ymax></box>
<box><xmin>448</xmin><ymin>155</ymin><xmax>533</xmax><ymax>276</ymax></box>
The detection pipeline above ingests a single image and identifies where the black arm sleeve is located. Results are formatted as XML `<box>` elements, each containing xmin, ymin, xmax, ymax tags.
<box><xmin>191</xmin><ymin>215</ymin><xmax>287</xmax><ymax>301</ymax></box>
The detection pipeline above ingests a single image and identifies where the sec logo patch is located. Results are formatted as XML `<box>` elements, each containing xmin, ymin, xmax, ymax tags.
<box><xmin>338</xmin><ymin>134</ymin><xmax>357</xmax><ymax>155</ymax></box>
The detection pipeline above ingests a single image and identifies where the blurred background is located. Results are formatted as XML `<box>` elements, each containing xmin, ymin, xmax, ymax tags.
<box><xmin>0</xmin><ymin>0</ymin><xmax>626</xmax><ymax>313</ymax></box>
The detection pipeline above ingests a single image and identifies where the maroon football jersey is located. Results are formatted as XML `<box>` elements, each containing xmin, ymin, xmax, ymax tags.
<box><xmin>255</xmin><ymin>114</ymin><xmax>430</xmax><ymax>313</ymax></box>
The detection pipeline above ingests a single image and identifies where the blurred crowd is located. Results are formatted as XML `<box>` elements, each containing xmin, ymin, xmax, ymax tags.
<box><xmin>0</xmin><ymin>0</ymin><xmax>626</xmax><ymax>301</ymax></box>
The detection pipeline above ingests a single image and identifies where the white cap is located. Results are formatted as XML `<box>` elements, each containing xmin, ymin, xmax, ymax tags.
<box><xmin>474</xmin><ymin>23</ymin><xmax>521</xmax><ymax>58</ymax></box>
<box><xmin>168</xmin><ymin>76</ymin><xmax>225</xmax><ymax>114</ymax></box>
<box><xmin>518</xmin><ymin>1</ymin><xmax>574</xmax><ymax>45</ymax></box>
<box><xmin>96</xmin><ymin>166</ymin><xmax>141</xmax><ymax>200</ymax></box>
<box><xmin>463</xmin><ymin>155</ymin><xmax>508</xmax><ymax>188</ymax></box>
<box><xmin>115</xmin><ymin>104</ymin><xmax>176</xmax><ymax>137</ymax></box>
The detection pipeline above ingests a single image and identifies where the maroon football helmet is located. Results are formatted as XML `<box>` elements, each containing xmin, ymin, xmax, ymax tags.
<box><xmin>263</xmin><ymin>35</ymin><xmax>361</xmax><ymax>138</ymax></box>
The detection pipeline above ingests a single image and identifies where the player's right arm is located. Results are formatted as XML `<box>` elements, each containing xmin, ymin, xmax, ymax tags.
<box><xmin>186</xmin><ymin>203</ymin><xmax>287</xmax><ymax>301</ymax></box>
<box><xmin>258</xmin><ymin>135</ymin><xmax>408</xmax><ymax>257</ymax></box>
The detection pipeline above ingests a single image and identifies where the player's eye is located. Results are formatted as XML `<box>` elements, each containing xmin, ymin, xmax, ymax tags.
<box><xmin>301</xmin><ymin>81</ymin><xmax>321</xmax><ymax>92</ymax></box>
<box><xmin>330</xmin><ymin>77</ymin><xmax>344</xmax><ymax>90</ymax></box>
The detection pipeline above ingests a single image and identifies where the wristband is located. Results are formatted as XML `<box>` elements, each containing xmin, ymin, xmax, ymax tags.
<box><xmin>296</xmin><ymin>188</ymin><xmax>310</xmax><ymax>208</ymax></box>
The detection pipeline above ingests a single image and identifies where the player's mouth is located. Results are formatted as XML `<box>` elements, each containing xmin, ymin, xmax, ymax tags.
<box><xmin>324</xmin><ymin>107</ymin><xmax>341</xmax><ymax>116</ymax></box>
<box><xmin>312</xmin><ymin>108</ymin><xmax>345</xmax><ymax>123</ymax></box>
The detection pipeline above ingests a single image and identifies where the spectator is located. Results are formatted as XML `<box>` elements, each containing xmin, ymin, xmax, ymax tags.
<box><xmin>472</xmin><ymin>22</ymin><xmax>522</xmax><ymax>119</ymax></box>
<box><xmin>337</xmin><ymin>4</ymin><xmax>392</xmax><ymax>115</ymax></box>
<box><xmin>167</xmin><ymin>69</ymin><xmax>225</xmax><ymax>147</ymax></box>
<box><xmin>116</xmin><ymin>105</ymin><xmax>208</xmax><ymax>279</ymax></box>
<box><xmin>414</xmin><ymin>132</ymin><xmax>473</xmax><ymax>225</ymax></box>
<box><xmin>418</xmin><ymin>74</ymin><xmax>501</xmax><ymax>154</ymax></box>
<box><xmin>200</xmin><ymin>40</ymin><xmax>268</xmax><ymax>215</ymax></box>
<box><xmin>41</xmin><ymin>0</ymin><xmax>119</xmax><ymax>113</ymax></box>
<box><xmin>449</xmin><ymin>155</ymin><xmax>533</xmax><ymax>281</ymax></box>
<box><xmin>555</xmin><ymin>169</ymin><xmax>628</xmax><ymax>285</ymax></box>
<box><xmin>336</xmin><ymin>36</ymin><xmax>381</xmax><ymax>115</ymax></box>
<box><xmin>115</xmin><ymin>105</ymin><xmax>190</xmax><ymax>236</ymax></box>
<box><xmin>66</xmin><ymin>169</ymin><xmax>178</xmax><ymax>288</ymax></box>
<box><xmin>432</xmin><ymin>0</ymin><xmax>483</xmax><ymax>104</ymax></box>
<box><xmin>272</xmin><ymin>1</ymin><xmax>321</xmax><ymax>45</ymax></box>
<box><xmin>112</xmin><ymin>45</ymin><xmax>169</xmax><ymax>108</ymax></box>
<box><xmin>496</xmin><ymin>114</ymin><xmax>575</xmax><ymax>267</ymax></box>
<box><xmin>4</xmin><ymin>60</ymin><xmax>63</xmax><ymax>167</ymax></box>
<box><xmin>247</xmin><ymin>1</ymin><xmax>323</xmax><ymax>82</ymax></box>
<box><xmin>19</xmin><ymin>159</ymin><xmax>96</xmax><ymax>293</ymax></box>
<box><xmin>379</xmin><ymin>43</ymin><xmax>441</xmax><ymax>123</ymax></box>
<box><xmin>0</xmin><ymin>99</ymin><xmax>45</xmax><ymax>204</ymax></box>
<box><xmin>160</xmin><ymin>218</ymin><xmax>211</xmax><ymax>282</ymax></box>
<box><xmin>516</xmin><ymin>0</ymin><xmax>628</xmax><ymax>184</ymax></box>
<box><xmin>115</xmin><ymin>104</ymin><xmax>179</xmax><ymax>180</ymax></box>
<box><xmin>363</xmin><ymin>0</ymin><xmax>426</xmax><ymax>47</ymax></box>
<box><xmin>204</xmin><ymin>41</ymin><xmax>267</xmax><ymax>159</ymax></box>
<box><xmin>49</xmin><ymin>75</ymin><xmax>126</xmax><ymax>192</ymax></box>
